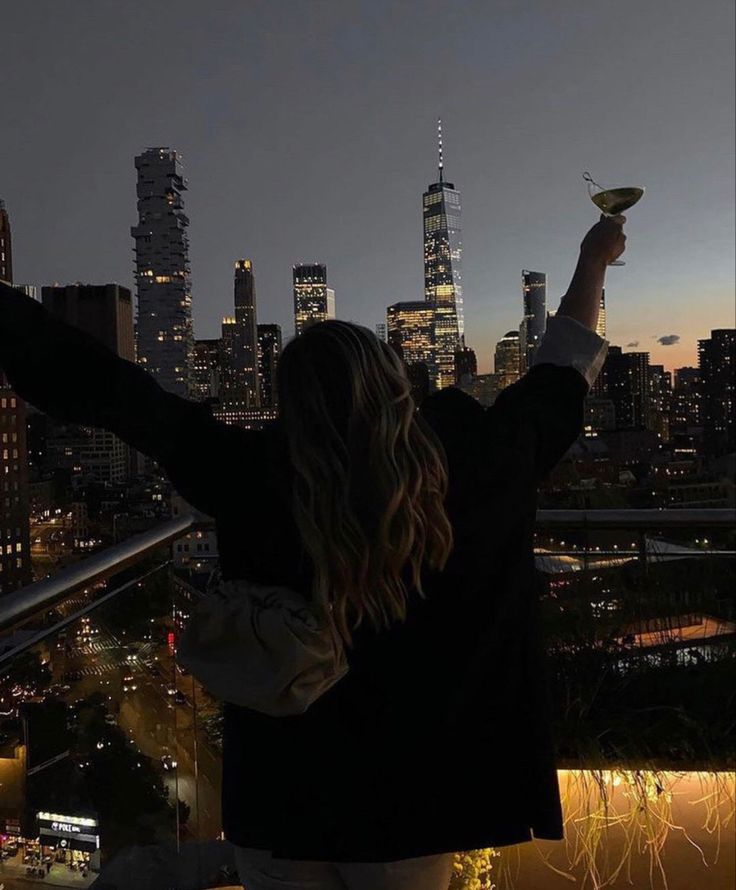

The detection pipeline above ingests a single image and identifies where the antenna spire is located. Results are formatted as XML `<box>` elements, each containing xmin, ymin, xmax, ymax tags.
<box><xmin>437</xmin><ymin>118</ymin><xmax>444</xmax><ymax>183</ymax></box>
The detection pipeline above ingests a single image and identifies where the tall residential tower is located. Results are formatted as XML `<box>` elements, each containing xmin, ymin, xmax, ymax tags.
<box><xmin>131</xmin><ymin>148</ymin><xmax>194</xmax><ymax>398</ymax></box>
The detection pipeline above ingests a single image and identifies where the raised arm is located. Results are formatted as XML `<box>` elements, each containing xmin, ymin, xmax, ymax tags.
<box><xmin>0</xmin><ymin>281</ymin><xmax>261</xmax><ymax>517</ymax></box>
<box><xmin>486</xmin><ymin>215</ymin><xmax>625</xmax><ymax>479</ymax></box>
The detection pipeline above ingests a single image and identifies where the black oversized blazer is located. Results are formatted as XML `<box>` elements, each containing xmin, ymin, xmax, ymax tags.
<box><xmin>0</xmin><ymin>283</ymin><xmax>587</xmax><ymax>862</ymax></box>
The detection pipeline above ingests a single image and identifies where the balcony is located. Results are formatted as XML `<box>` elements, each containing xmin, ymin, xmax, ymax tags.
<box><xmin>0</xmin><ymin>510</ymin><xmax>734</xmax><ymax>889</ymax></box>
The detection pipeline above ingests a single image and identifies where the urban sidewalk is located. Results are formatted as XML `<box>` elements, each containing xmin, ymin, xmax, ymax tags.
<box><xmin>0</xmin><ymin>852</ymin><xmax>95</xmax><ymax>889</ymax></box>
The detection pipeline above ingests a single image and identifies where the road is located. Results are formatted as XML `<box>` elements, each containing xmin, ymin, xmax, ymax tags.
<box><xmin>47</xmin><ymin>584</ymin><xmax>225</xmax><ymax>841</ymax></box>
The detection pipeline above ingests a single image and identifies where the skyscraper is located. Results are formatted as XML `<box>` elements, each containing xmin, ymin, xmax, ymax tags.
<box><xmin>494</xmin><ymin>330</ymin><xmax>521</xmax><ymax>391</ymax></box>
<box><xmin>257</xmin><ymin>323</ymin><xmax>282</xmax><ymax>409</ymax></box>
<box><xmin>698</xmin><ymin>329</ymin><xmax>735</xmax><ymax>455</ymax></box>
<box><xmin>0</xmin><ymin>200</ymin><xmax>12</xmax><ymax>285</ymax></box>
<box><xmin>192</xmin><ymin>339</ymin><xmax>221</xmax><ymax>403</ymax></box>
<box><xmin>131</xmin><ymin>147</ymin><xmax>194</xmax><ymax>398</ymax></box>
<box><xmin>423</xmin><ymin>120</ymin><xmax>463</xmax><ymax>390</ymax></box>
<box><xmin>293</xmin><ymin>264</ymin><xmax>335</xmax><ymax>336</ymax></box>
<box><xmin>375</xmin><ymin>323</ymin><xmax>388</xmax><ymax>343</ymax></box>
<box><xmin>0</xmin><ymin>200</ymin><xmax>31</xmax><ymax>594</ymax></box>
<box><xmin>42</xmin><ymin>284</ymin><xmax>135</xmax><ymax>484</ymax></box>
<box><xmin>596</xmin><ymin>289</ymin><xmax>607</xmax><ymax>339</ymax></box>
<box><xmin>520</xmin><ymin>271</ymin><xmax>547</xmax><ymax>372</ymax></box>
<box><xmin>594</xmin><ymin>346</ymin><xmax>650</xmax><ymax>429</ymax></box>
<box><xmin>219</xmin><ymin>316</ymin><xmax>238</xmax><ymax>404</ymax></box>
<box><xmin>233</xmin><ymin>259</ymin><xmax>260</xmax><ymax>407</ymax></box>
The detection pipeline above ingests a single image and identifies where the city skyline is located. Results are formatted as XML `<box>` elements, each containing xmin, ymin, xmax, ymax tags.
<box><xmin>1</xmin><ymin>2</ymin><xmax>734</xmax><ymax>374</ymax></box>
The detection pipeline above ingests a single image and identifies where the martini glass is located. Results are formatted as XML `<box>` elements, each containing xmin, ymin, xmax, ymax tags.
<box><xmin>583</xmin><ymin>172</ymin><xmax>644</xmax><ymax>266</ymax></box>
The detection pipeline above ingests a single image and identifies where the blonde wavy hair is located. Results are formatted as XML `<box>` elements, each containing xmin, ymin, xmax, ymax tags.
<box><xmin>277</xmin><ymin>320</ymin><xmax>454</xmax><ymax>644</ymax></box>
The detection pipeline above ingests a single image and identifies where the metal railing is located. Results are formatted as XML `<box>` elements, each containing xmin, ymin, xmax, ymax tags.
<box><xmin>1</xmin><ymin>509</ymin><xmax>734</xmax><ymax>650</ymax></box>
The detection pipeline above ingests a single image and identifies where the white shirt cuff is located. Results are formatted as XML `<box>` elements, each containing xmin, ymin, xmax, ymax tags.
<box><xmin>532</xmin><ymin>314</ymin><xmax>608</xmax><ymax>389</ymax></box>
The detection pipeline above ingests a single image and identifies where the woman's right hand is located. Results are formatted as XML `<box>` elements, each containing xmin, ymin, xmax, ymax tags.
<box><xmin>580</xmin><ymin>214</ymin><xmax>627</xmax><ymax>266</ymax></box>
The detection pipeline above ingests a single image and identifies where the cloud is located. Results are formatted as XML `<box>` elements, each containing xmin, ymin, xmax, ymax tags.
<box><xmin>626</xmin><ymin>341</ymin><xmax>639</xmax><ymax>348</ymax></box>
<box><xmin>657</xmin><ymin>334</ymin><xmax>681</xmax><ymax>346</ymax></box>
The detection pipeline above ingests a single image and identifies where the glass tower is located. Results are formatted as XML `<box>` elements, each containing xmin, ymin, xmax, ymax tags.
<box><xmin>520</xmin><ymin>270</ymin><xmax>547</xmax><ymax>371</ymax></box>
<box><xmin>131</xmin><ymin>147</ymin><xmax>194</xmax><ymax>398</ymax></box>
<box><xmin>423</xmin><ymin>120</ymin><xmax>463</xmax><ymax>390</ymax></box>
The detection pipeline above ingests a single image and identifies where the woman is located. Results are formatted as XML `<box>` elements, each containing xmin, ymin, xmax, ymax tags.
<box><xmin>0</xmin><ymin>215</ymin><xmax>624</xmax><ymax>890</ymax></box>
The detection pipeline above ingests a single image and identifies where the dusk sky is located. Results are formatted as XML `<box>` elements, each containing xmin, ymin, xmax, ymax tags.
<box><xmin>2</xmin><ymin>0</ymin><xmax>734</xmax><ymax>373</ymax></box>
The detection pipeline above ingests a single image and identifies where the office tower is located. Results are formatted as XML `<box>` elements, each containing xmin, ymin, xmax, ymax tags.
<box><xmin>0</xmin><ymin>200</ymin><xmax>12</xmax><ymax>285</ymax></box>
<box><xmin>647</xmin><ymin>364</ymin><xmax>672</xmax><ymax>441</ymax></box>
<box><xmin>192</xmin><ymin>339</ymin><xmax>222</xmax><ymax>403</ymax></box>
<box><xmin>257</xmin><ymin>323</ymin><xmax>282</xmax><ymax>409</ymax></box>
<box><xmin>454</xmin><ymin>336</ymin><xmax>477</xmax><ymax>384</ymax></box>
<box><xmin>594</xmin><ymin>346</ymin><xmax>650</xmax><ymax>429</ymax></box>
<box><xmin>131</xmin><ymin>147</ymin><xmax>194</xmax><ymax>398</ymax></box>
<box><xmin>596</xmin><ymin>289</ymin><xmax>607</xmax><ymax>339</ymax></box>
<box><xmin>293</xmin><ymin>264</ymin><xmax>335</xmax><ymax>336</ymax></box>
<box><xmin>494</xmin><ymin>330</ymin><xmax>521</xmax><ymax>391</ymax></box>
<box><xmin>423</xmin><ymin>120</ymin><xmax>463</xmax><ymax>391</ymax></box>
<box><xmin>387</xmin><ymin>301</ymin><xmax>436</xmax><ymax>384</ymax></box>
<box><xmin>42</xmin><ymin>284</ymin><xmax>135</xmax><ymax>484</ymax></box>
<box><xmin>519</xmin><ymin>271</ymin><xmax>547</xmax><ymax>372</ymax></box>
<box><xmin>233</xmin><ymin>260</ymin><xmax>260</xmax><ymax>407</ymax></box>
<box><xmin>375</xmin><ymin>323</ymin><xmax>387</xmax><ymax>343</ymax></box>
<box><xmin>15</xmin><ymin>285</ymin><xmax>38</xmax><ymax>300</ymax></box>
<box><xmin>698</xmin><ymin>329</ymin><xmax>735</xmax><ymax>455</ymax></box>
<box><xmin>0</xmin><ymin>200</ymin><xmax>32</xmax><ymax>593</ymax></box>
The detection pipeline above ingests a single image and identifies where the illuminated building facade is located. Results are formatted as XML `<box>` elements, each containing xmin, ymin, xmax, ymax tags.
<box><xmin>423</xmin><ymin>121</ymin><xmax>463</xmax><ymax>390</ymax></box>
<box><xmin>596</xmin><ymin>289</ymin><xmax>607</xmax><ymax>339</ymax></box>
<box><xmin>233</xmin><ymin>259</ymin><xmax>260</xmax><ymax>407</ymax></box>
<box><xmin>387</xmin><ymin>301</ymin><xmax>436</xmax><ymax>378</ymax></box>
<box><xmin>671</xmin><ymin>367</ymin><xmax>701</xmax><ymax>434</ymax></box>
<box><xmin>699</xmin><ymin>329</ymin><xmax>735</xmax><ymax>455</ymax></box>
<box><xmin>131</xmin><ymin>148</ymin><xmax>194</xmax><ymax>398</ymax></box>
<box><xmin>293</xmin><ymin>264</ymin><xmax>335</xmax><ymax>336</ymax></box>
<box><xmin>647</xmin><ymin>364</ymin><xmax>672</xmax><ymax>441</ymax></box>
<box><xmin>219</xmin><ymin>316</ymin><xmax>238</xmax><ymax>404</ymax></box>
<box><xmin>192</xmin><ymin>339</ymin><xmax>221</xmax><ymax>403</ymax></box>
<box><xmin>594</xmin><ymin>346</ymin><xmax>650</xmax><ymax>429</ymax></box>
<box><xmin>42</xmin><ymin>284</ymin><xmax>136</xmax><ymax>484</ymax></box>
<box><xmin>257</xmin><ymin>323</ymin><xmax>282</xmax><ymax>409</ymax></box>
<box><xmin>494</xmin><ymin>330</ymin><xmax>521</xmax><ymax>390</ymax></box>
<box><xmin>520</xmin><ymin>270</ymin><xmax>547</xmax><ymax>372</ymax></box>
<box><xmin>0</xmin><ymin>200</ymin><xmax>31</xmax><ymax>594</ymax></box>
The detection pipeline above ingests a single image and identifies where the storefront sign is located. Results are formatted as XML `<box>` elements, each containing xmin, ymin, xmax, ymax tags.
<box><xmin>36</xmin><ymin>812</ymin><xmax>99</xmax><ymax>853</ymax></box>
